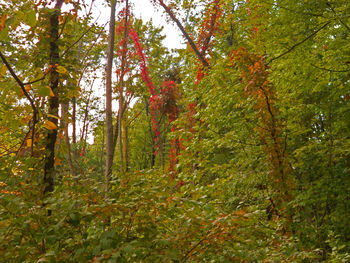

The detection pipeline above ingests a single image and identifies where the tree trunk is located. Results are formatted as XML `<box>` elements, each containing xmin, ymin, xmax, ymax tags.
<box><xmin>72</xmin><ymin>96</ymin><xmax>76</xmax><ymax>145</ymax></box>
<box><xmin>105</xmin><ymin>0</ymin><xmax>117</xmax><ymax>193</ymax></box>
<box><xmin>144</xmin><ymin>98</ymin><xmax>155</xmax><ymax>167</ymax></box>
<box><xmin>43</xmin><ymin>0</ymin><xmax>64</xmax><ymax>213</ymax></box>
<box><xmin>100</xmin><ymin>126</ymin><xmax>105</xmax><ymax>180</ymax></box>
<box><xmin>62</xmin><ymin>102</ymin><xmax>76</xmax><ymax>177</ymax></box>
<box><xmin>118</xmin><ymin>0</ymin><xmax>129</xmax><ymax>173</ymax></box>
<box><xmin>118</xmin><ymin>100</ymin><xmax>124</xmax><ymax>172</ymax></box>
<box><xmin>124</xmin><ymin>122</ymin><xmax>129</xmax><ymax>172</ymax></box>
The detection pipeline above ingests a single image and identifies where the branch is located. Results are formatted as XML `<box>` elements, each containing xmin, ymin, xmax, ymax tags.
<box><xmin>326</xmin><ymin>2</ymin><xmax>350</xmax><ymax>32</ymax></box>
<box><xmin>23</xmin><ymin>69</ymin><xmax>51</xmax><ymax>85</ymax></box>
<box><xmin>0</xmin><ymin>51</ymin><xmax>38</xmax><ymax>155</ymax></box>
<box><xmin>0</xmin><ymin>52</ymin><xmax>37</xmax><ymax>113</ymax></box>
<box><xmin>80</xmin><ymin>22</ymin><xmax>107</xmax><ymax>66</ymax></box>
<box><xmin>259</xmin><ymin>0</ymin><xmax>325</xmax><ymax>18</ymax></box>
<box><xmin>86</xmin><ymin>0</ymin><xmax>96</xmax><ymax>18</ymax></box>
<box><xmin>268</xmin><ymin>21</ymin><xmax>331</xmax><ymax>63</ymax></box>
<box><xmin>61</xmin><ymin>21</ymin><xmax>97</xmax><ymax>58</ymax></box>
<box><xmin>199</xmin><ymin>0</ymin><xmax>220</xmax><ymax>56</ymax></box>
<box><xmin>57</xmin><ymin>12</ymin><xmax>69</xmax><ymax>39</ymax></box>
<box><xmin>311</xmin><ymin>63</ymin><xmax>350</xmax><ymax>72</ymax></box>
<box><xmin>182</xmin><ymin>237</ymin><xmax>206</xmax><ymax>262</ymax></box>
<box><xmin>126</xmin><ymin>110</ymin><xmax>142</xmax><ymax>127</ymax></box>
<box><xmin>157</xmin><ymin>0</ymin><xmax>210</xmax><ymax>68</ymax></box>
<box><xmin>77</xmin><ymin>22</ymin><xmax>107</xmax><ymax>86</ymax></box>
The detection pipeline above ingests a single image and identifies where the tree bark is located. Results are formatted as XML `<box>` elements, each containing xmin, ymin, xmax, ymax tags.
<box><xmin>105</xmin><ymin>0</ymin><xmax>117</xmax><ymax>193</ymax></box>
<box><xmin>43</xmin><ymin>0</ymin><xmax>64</xmax><ymax>213</ymax></box>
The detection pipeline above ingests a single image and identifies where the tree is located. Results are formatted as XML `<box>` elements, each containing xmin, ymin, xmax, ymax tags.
<box><xmin>105</xmin><ymin>0</ymin><xmax>117</xmax><ymax>191</ymax></box>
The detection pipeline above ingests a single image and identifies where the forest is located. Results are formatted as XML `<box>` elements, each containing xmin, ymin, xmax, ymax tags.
<box><xmin>0</xmin><ymin>0</ymin><xmax>350</xmax><ymax>262</ymax></box>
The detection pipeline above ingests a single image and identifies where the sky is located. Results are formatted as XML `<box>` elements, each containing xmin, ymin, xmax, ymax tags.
<box><xmin>92</xmin><ymin>0</ymin><xmax>186</xmax><ymax>50</ymax></box>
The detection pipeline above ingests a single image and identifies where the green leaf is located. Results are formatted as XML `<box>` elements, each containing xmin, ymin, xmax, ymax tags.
<box><xmin>38</xmin><ymin>86</ymin><xmax>51</xmax><ymax>97</ymax></box>
<box><xmin>25</xmin><ymin>10</ymin><xmax>36</xmax><ymax>27</ymax></box>
<box><xmin>0</xmin><ymin>27</ymin><xmax>9</xmax><ymax>40</ymax></box>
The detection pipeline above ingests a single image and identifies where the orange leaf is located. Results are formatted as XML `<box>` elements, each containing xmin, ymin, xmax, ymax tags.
<box><xmin>0</xmin><ymin>14</ymin><xmax>8</xmax><ymax>31</ymax></box>
<box><xmin>49</xmin><ymin>88</ymin><xmax>55</xmax><ymax>97</ymax></box>
<box><xmin>43</xmin><ymin>120</ymin><xmax>57</xmax><ymax>130</ymax></box>
<box><xmin>235</xmin><ymin>209</ymin><xmax>246</xmax><ymax>216</ymax></box>
<box><xmin>25</xmin><ymin>85</ymin><xmax>31</xmax><ymax>92</ymax></box>
<box><xmin>54</xmin><ymin>158</ymin><xmax>61</xmax><ymax>166</ymax></box>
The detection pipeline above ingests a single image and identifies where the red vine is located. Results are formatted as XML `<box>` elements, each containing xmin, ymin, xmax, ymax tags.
<box><xmin>129</xmin><ymin>28</ymin><xmax>161</xmax><ymax>149</ymax></box>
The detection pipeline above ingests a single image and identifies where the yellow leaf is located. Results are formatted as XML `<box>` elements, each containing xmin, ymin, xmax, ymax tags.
<box><xmin>26</xmin><ymin>139</ymin><xmax>32</xmax><ymax>147</ymax></box>
<box><xmin>47</xmin><ymin>114</ymin><xmax>60</xmax><ymax>120</ymax></box>
<box><xmin>56</xmin><ymin>65</ymin><xmax>68</xmax><ymax>75</ymax></box>
<box><xmin>43</xmin><ymin>120</ymin><xmax>57</xmax><ymax>130</ymax></box>
<box><xmin>0</xmin><ymin>65</ymin><xmax>7</xmax><ymax>77</ymax></box>
<box><xmin>45</xmin><ymin>86</ymin><xmax>55</xmax><ymax>97</ymax></box>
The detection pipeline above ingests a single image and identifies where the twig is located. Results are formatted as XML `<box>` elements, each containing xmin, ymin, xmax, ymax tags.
<box><xmin>126</xmin><ymin>110</ymin><xmax>142</xmax><ymax>127</ymax></box>
<box><xmin>57</xmin><ymin>12</ymin><xmax>69</xmax><ymax>39</ymax></box>
<box><xmin>182</xmin><ymin>236</ymin><xmax>206</xmax><ymax>262</ymax></box>
<box><xmin>311</xmin><ymin>63</ymin><xmax>350</xmax><ymax>72</ymax></box>
<box><xmin>326</xmin><ymin>2</ymin><xmax>350</xmax><ymax>31</ymax></box>
<box><xmin>23</xmin><ymin>69</ymin><xmax>51</xmax><ymax>85</ymax></box>
<box><xmin>80</xmin><ymin>22</ymin><xmax>107</xmax><ymax>66</ymax></box>
<box><xmin>268</xmin><ymin>21</ymin><xmax>331</xmax><ymax>63</ymax></box>
<box><xmin>61</xmin><ymin>21</ymin><xmax>97</xmax><ymax>58</ymax></box>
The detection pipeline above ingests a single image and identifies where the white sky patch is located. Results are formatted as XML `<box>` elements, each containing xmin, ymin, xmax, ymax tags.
<box><xmin>92</xmin><ymin>0</ymin><xmax>186</xmax><ymax>50</ymax></box>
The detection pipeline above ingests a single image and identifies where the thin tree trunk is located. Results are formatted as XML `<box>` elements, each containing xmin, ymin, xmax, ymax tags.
<box><xmin>118</xmin><ymin>100</ymin><xmax>124</xmax><ymax>172</ymax></box>
<box><xmin>62</xmin><ymin>102</ymin><xmax>76</xmax><ymax>177</ymax></box>
<box><xmin>118</xmin><ymin>0</ymin><xmax>129</xmax><ymax>173</ymax></box>
<box><xmin>144</xmin><ymin>98</ymin><xmax>155</xmax><ymax>167</ymax></box>
<box><xmin>124</xmin><ymin>122</ymin><xmax>129</xmax><ymax>172</ymax></box>
<box><xmin>83</xmin><ymin>122</ymin><xmax>89</xmax><ymax>155</ymax></box>
<box><xmin>72</xmin><ymin>96</ymin><xmax>76</xmax><ymax>144</ymax></box>
<box><xmin>112</xmin><ymin>116</ymin><xmax>119</xmax><ymax>156</ymax></box>
<box><xmin>43</xmin><ymin>0</ymin><xmax>64</xmax><ymax>214</ymax></box>
<box><xmin>105</xmin><ymin>0</ymin><xmax>117</xmax><ymax>193</ymax></box>
<box><xmin>100</xmin><ymin>126</ymin><xmax>105</xmax><ymax>180</ymax></box>
<box><xmin>80</xmin><ymin>79</ymin><xmax>94</xmax><ymax>149</ymax></box>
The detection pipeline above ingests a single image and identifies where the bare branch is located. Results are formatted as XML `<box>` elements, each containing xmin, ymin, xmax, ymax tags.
<box><xmin>157</xmin><ymin>0</ymin><xmax>210</xmax><ymax>68</ymax></box>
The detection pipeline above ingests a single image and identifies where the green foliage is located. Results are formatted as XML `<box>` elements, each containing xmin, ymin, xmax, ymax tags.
<box><xmin>1</xmin><ymin>0</ymin><xmax>350</xmax><ymax>262</ymax></box>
